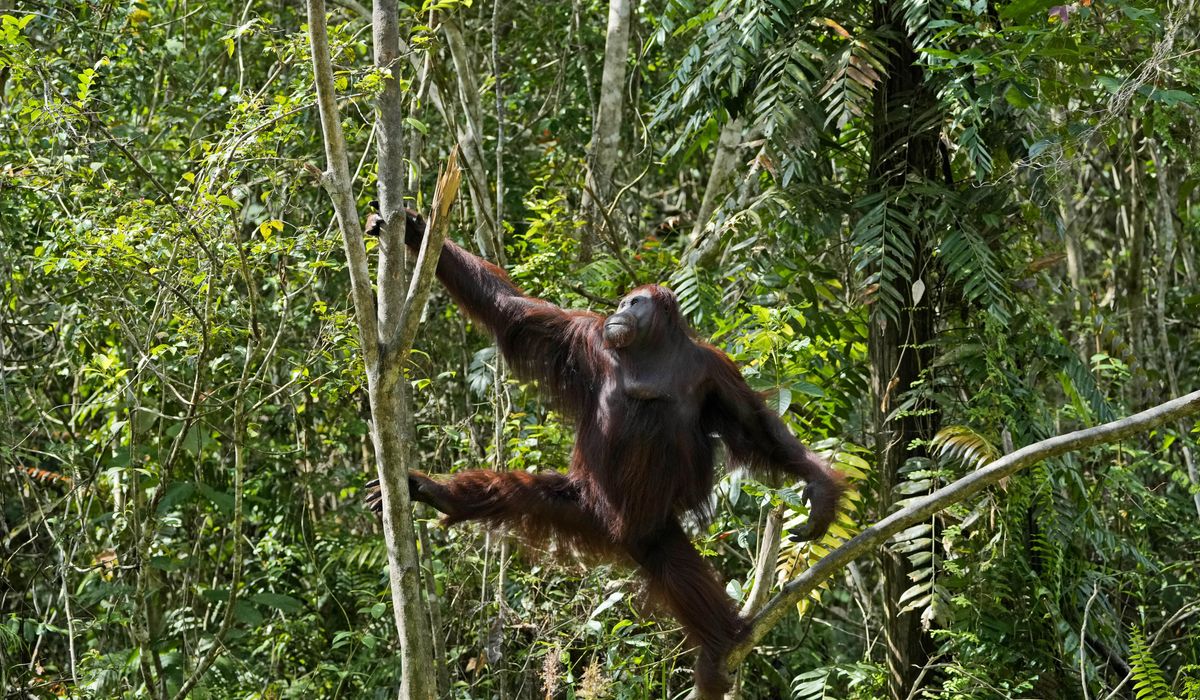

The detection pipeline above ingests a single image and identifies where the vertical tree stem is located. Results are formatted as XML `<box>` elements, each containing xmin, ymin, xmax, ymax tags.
<box><xmin>306</xmin><ymin>2</ymin><xmax>440</xmax><ymax>697</ymax></box>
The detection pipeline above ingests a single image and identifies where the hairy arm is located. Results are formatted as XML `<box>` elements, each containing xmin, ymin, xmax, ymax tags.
<box><xmin>377</xmin><ymin>210</ymin><xmax>602</xmax><ymax>411</ymax></box>
<box><xmin>700</xmin><ymin>346</ymin><xmax>846</xmax><ymax>541</ymax></box>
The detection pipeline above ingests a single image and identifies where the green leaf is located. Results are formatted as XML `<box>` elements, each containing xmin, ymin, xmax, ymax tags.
<box><xmin>180</xmin><ymin>425</ymin><xmax>210</xmax><ymax>456</ymax></box>
<box><xmin>157</xmin><ymin>482</ymin><xmax>195</xmax><ymax>514</ymax></box>
<box><xmin>1028</xmin><ymin>139</ymin><xmax>1055</xmax><ymax>158</ymax></box>
<box><xmin>773</xmin><ymin>387</ymin><xmax>793</xmax><ymax>414</ymax></box>
<box><xmin>999</xmin><ymin>0</ymin><xmax>1056</xmax><ymax>21</ymax></box>
<box><xmin>258</xmin><ymin>219</ymin><xmax>283</xmax><ymax>240</ymax></box>
<box><xmin>197</xmin><ymin>483</ymin><xmax>234</xmax><ymax>513</ymax></box>
<box><xmin>1120</xmin><ymin>5</ymin><xmax>1156</xmax><ymax>20</ymax></box>
<box><xmin>199</xmin><ymin>588</ymin><xmax>229</xmax><ymax>604</ymax></box>
<box><xmin>1004</xmin><ymin>83</ymin><xmax>1034</xmax><ymax>108</ymax></box>
<box><xmin>404</xmin><ymin>116</ymin><xmax>429</xmax><ymax>134</ymax></box>
<box><xmin>1096</xmin><ymin>75</ymin><xmax>1123</xmax><ymax>94</ymax></box>
<box><xmin>587</xmin><ymin>591</ymin><xmax>624</xmax><ymax>620</ymax></box>
<box><xmin>331</xmin><ymin>630</ymin><xmax>355</xmax><ymax>650</ymax></box>
<box><xmin>233</xmin><ymin>601</ymin><xmax>264</xmax><ymax>626</ymax></box>
<box><xmin>1148</xmin><ymin>89</ymin><xmax>1194</xmax><ymax>106</ymax></box>
<box><xmin>251</xmin><ymin>592</ymin><xmax>304</xmax><ymax>614</ymax></box>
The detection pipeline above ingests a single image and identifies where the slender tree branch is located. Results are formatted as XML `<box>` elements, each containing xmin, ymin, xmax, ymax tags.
<box><xmin>306</xmin><ymin>0</ymin><xmax>379</xmax><ymax>367</ymax></box>
<box><xmin>740</xmin><ymin>506</ymin><xmax>783</xmax><ymax>618</ymax></box>
<box><xmin>490</xmin><ymin>0</ymin><xmax>505</xmax><ymax>239</ymax></box>
<box><xmin>442</xmin><ymin>16</ymin><xmax>502</xmax><ymax>262</ymax></box>
<box><xmin>394</xmin><ymin>147</ymin><xmax>461</xmax><ymax>356</ymax></box>
<box><xmin>169</xmin><ymin>338</ymin><xmax>253</xmax><ymax>700</ymax></box>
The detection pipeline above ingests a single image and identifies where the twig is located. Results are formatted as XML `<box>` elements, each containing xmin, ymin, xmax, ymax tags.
<box><xmin>566</xmin><ymin>284</ymin><xmax>615</xmax><ymax>308</ymax></box>
<box><xmin>1080</xmin><ymin>582</ymin><xmax>1100</xmax><ymax>700</ymax></box>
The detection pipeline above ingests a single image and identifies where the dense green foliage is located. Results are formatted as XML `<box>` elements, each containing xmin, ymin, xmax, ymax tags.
<box><xmin>2</xmin><ymin>0</ymin><xmax>1198</xmax><ymax>698</ymax></box>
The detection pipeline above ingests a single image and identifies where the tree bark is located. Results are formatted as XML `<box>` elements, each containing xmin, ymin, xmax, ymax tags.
<box><xmin>443</xmin><ymin>16</ymin><xmax>503</xmax><ymax>263</ymax></box>
<box><xmin>306</xmin><ymin>4</ymin><xmax>459</xmax><ymax>698</ymax></box>
<box><xmin>582</xmin><ymin>0</ymin><xmax>632</xmax><ymax>251</ymax></box>
<box><xmin>687</xmin><ymin>116</ymin><xmax>744</xmax><ymax>265</ymax></box>
<box><xmin>866</xmin><ymin>2</ymin><xmax>942</xmax><ymax>696</ymax></box>
<box><xmin>1148</xmin><ymin>140</ymin><xmax>1200</xmax><ymax>518</ymax></box>
<box><xmin>1122</xmin><ymin>121</ymin><xmax>1147</xmax><ymax>359</ymax></box>
<box><xmin>373</xmin><ymin>0</ymin><xmax>409</xmax><ymax>332</ymax></box>
<box><xmin>870</xmin><ymin>307</ymin><xmax>936</xmax><ymax>700</ymax></box>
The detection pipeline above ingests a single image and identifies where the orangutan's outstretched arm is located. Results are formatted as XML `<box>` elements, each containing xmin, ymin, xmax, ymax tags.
<box><xmin>701</xmin><ymin>347</ymin><xmax>847</xmax><ymax>541</ymax></box>
<box><xmin>370</xmin><ymin>210</ymin><xmax>603</xmax><ymax>412</ymax></box>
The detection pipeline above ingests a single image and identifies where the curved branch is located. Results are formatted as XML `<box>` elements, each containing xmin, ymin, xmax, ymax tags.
<box><xmin>724</xmin><ymin>388</ymin><xmax>1200</xmax><ymax>673</ymax></box>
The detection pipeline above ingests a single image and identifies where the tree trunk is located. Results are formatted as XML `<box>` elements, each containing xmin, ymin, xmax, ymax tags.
<box><xmin>367</xmin><ymin>374</ymin><xmax>438</xmax><ymax>700</ymax></box>
<box><xmin>1147</xmin><ymin>140</ymin><xmax>1200</xmax><ymax>519</ymax></box>
<box><xmin>688</xmin><ymin>116</ymin><xmax>744</xmax><ymax>264</ymax></box>
<box><xmin>443</xmin><ymin>16</ymin><xmax>504</xmax><ymax>263</ymax></box>
<box><xmin>1062</xmin><ymin>199</ymin><xmax>1089</xmax><ymax>361</ymax></box>
<box><xmin>1122</xmin><ymin>120</ymin><xmax>1147</xmax><ymax>360</ymax></box>
<box><xmin>871</xmin><ymin>306</ymin><xmax>936</xmax><ymax>700</ymax></box>
<box><xmin>582</xmin><ymin>0</ymin><xmax>632</xmax><ymax>253</ymax></box>
<box><xmin>306</xmin><ymin>2</ymin><xmax>449</xmax><ymax>698</ymax></box>
<box><xmin>867</xmin><ymin>2</ymin><xmax>942</xmax><ymax>697</ymax></box>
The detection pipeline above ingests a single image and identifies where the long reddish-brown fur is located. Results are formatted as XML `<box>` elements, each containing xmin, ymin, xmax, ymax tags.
<box><xmin>376</xmin><ymin>210</ymin><xmax>846</xmax><ymax>696</ymax></box>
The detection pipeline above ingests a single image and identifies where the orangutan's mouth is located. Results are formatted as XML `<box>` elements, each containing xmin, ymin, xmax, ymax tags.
<box><xmin>603</xmin><ymin>320</ymin><xmax>633</xmax><ymax>347</ymax></box>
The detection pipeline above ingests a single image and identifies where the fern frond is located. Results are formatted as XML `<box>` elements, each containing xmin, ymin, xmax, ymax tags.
<box><xmin>852</xmin><ymin>189</ymin><xmax>920</xmax><ymax>322</ymax></box>
<box><xmin>1128</xmin><ymin>628</ymin><xmax>1173</xmax><ymax>700</ymax></box>
<box><xmin>668</xmin><ymin>264</ymin><xmax>723</xmax><ymax>324</ymax></box>
<box><xmin>932</xmin><ymin>425</ymin><xmax>1000</xmax><ymax>470</ymax></box>
<box><xmin>820</xmin><ymin>32</ymin><xmax>887</xmax><ymax>130</ymax></box>
<box><xmin>900</xmin><ymin>0</ymin><xmax>940</xmax><ymax>51</ymax></box>
<box><xmin>1059</xmin><ymin>348</ymin><xmax>1117</xmax><ymax>423</ymax></box>
<box><xmin>957</xmin><ymin>120</ymin><xmax>993</xmax><ymax>179</ymax></box>
<box><xmin>938</xmin><ymin>224</ymin><xmax>1011</xmax><ymax>323</ymax></box>
<box><xmin>791</xmin><ymin>667</ymin><xmax>834</xmax><ymax>700</ymax></box>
